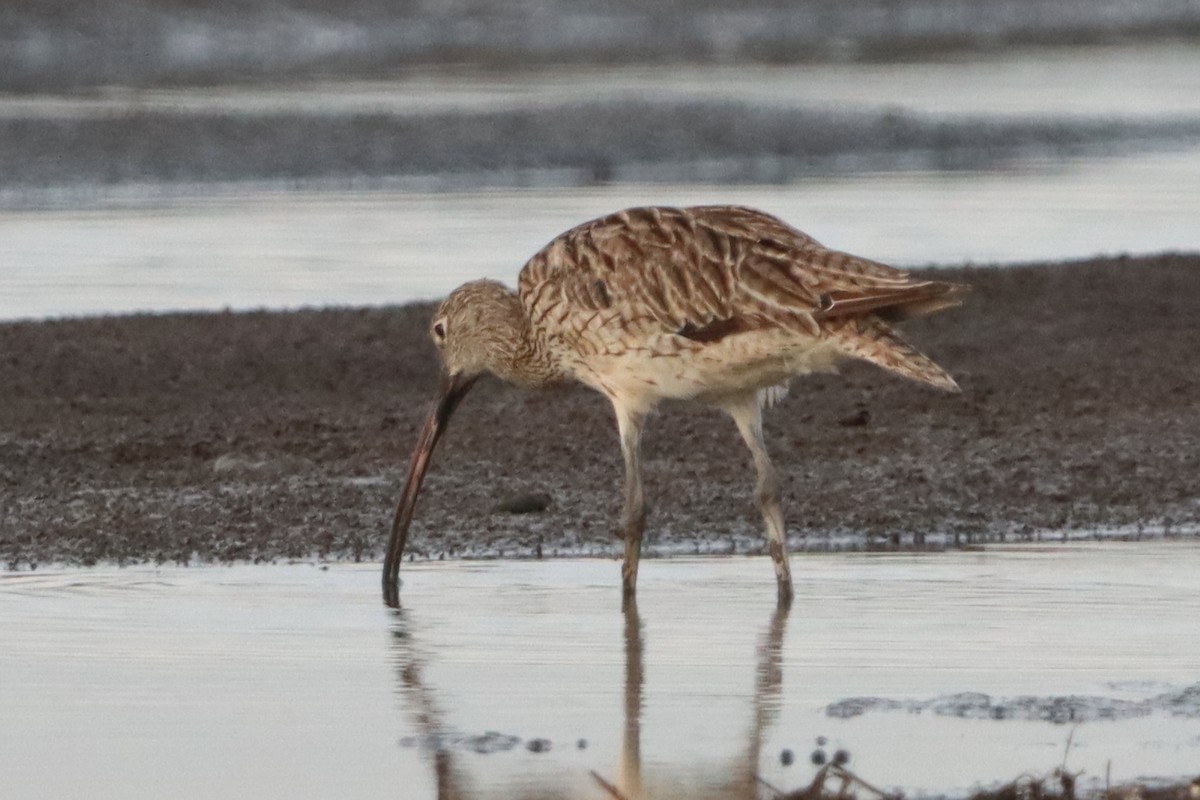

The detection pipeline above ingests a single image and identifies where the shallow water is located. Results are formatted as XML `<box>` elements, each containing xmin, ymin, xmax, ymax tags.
<box><xmin>4</xmin><ymin>42</ymin><xmax>1199</xmax><ymax>121</ymax></box>
<box><xmin>3</xmin><ymin>542</ymin><xmax>1199</xmax><ymax>800</ymax></box>
<box><xmin>5</xmin><ymin>145</ymin><xmax>1200</xmax><ymax>321</ymax></box>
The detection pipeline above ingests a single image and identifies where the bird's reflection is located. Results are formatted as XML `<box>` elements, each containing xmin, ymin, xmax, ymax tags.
<box><xmin>608</xmin><ymin>598</ymin><xmax>790</xmax><ymax>800</ymax></box>
<box><xmin>619</xmin><ymin>597</ymin><xmax>645</xmax><ymax>798</ymax></box>
<box><xmin>742</xmin><ymin>601</ymin><xmax>790</xmax><ymax>796</ymax></box>
<box><xmin>392</xmin><ymin>605</ymin><xmax>472</xmax><ymax>800</ymax></box>
<box><xmin>392</xmin><ymin>598</ymin><xmax>791</xmax><ymax>800</ymax></box>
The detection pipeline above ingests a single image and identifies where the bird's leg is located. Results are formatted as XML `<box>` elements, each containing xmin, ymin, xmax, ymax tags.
<box><xmin>615</xmin><ymin>406</ymin><xmax>647</xmax><ymax>601</ymax></box>
<box><xmin>728</xmin><ymin>397</ymin><xmax>794</xmax><ymax>605</ymax></box>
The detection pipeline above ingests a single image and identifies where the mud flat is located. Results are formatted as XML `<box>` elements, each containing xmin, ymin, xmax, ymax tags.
<box><xmin>1</xmin><ymin>253</ymin><xmax>1198</xmax><ymax>568</ymax></box>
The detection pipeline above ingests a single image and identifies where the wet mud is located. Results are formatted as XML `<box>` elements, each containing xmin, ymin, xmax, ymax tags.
<box><xmin>827</xmin><ymin>682</ymin><xmax>1200</xmax><ymax>724</ymax></box>
<box><xmin>2</xmin><ymin>253</ymin><xmax>1199</xmax><ymax>569</ymax></box>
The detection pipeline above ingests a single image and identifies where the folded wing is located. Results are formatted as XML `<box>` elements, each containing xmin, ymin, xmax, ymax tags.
<box><xmin>518</xmin><ymin>205</ymin><xmax>967</xmax><ymax>389</ymax></box>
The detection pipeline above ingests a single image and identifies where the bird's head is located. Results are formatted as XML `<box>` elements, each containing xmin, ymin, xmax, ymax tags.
<box><xmin>382</xmin><ymin>279</ymin><xmax>523</xmax><ymax>603</ymax></box>
<box><xmin>428</xmin><ymin>279</ymin><xmax>519</xmax><ymax>385</ymax></box>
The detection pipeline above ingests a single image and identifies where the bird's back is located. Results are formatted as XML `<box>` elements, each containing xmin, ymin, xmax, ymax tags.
<box><xmin>517</xmin><ymin>205</ymin><xmax>966</xmax><ymax>403</ymax></box>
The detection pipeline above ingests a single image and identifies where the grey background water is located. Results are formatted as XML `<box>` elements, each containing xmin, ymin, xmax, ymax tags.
<box><xmin>4</xmin><ymin>543</ymin><xmax>1199</xmax><ymax>799</ymax></box>
<box><xmin>4</xmin><ymin>146</ymin><xmax>1200</xmax><ymax>321</ymax></box>
<box><xmin>3</xmin><ymin>42</ymin><xmax>1200</xmax><ymax>321</ymax></box>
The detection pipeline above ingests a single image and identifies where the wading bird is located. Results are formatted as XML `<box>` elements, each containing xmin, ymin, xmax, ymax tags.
<box><xmin>383</xmin><ymin>206</ymin><xmax>967</xmax><ymax>606</ymax></box>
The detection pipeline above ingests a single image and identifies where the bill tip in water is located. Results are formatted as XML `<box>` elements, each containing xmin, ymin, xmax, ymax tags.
<box><xmin>381</xmin><ymin>373</ymin><xmax>478</xmax><ymax>599</ymax></box>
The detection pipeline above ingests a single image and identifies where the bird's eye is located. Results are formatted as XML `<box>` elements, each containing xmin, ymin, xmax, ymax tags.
<box><xmin>432</xmin><ymin>320</ymin><xmax>447</xmax><ymax>342</ymax></box>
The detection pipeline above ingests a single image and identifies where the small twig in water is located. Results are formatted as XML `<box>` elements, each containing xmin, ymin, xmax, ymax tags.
<box><xmin>1061</xmin><ymin>725</ymin><xmax>1079</xmax><ymax>771</ymax></box>
<box><xmin>772</xmin><ymin>764</ymin><xmax>899</xmax><ymax>800</ymax></box>
<box><xmin>805</xmin><ymin>764</ymin><xmax>832</xmax><ymax>796</ymax></box>
<box><xmin>757</xmin><ymin>776</ymin><xmax>786</xmax><ymax>798</ymax></box>
<box><xmin>832</xmin><ymin>764</ymin><xmax>895</xmax><ymax>800</ymax></box>
<box><xmin>590</xmin><ymin>770</ymin><xmax>630</xmax><ymax>800</ymax></box>
<box><xmin>1057</xmin><ymin>767</ymin><xmax>1079</xmax><ymax>800</ymax></box>
<box><xmin>836</xmin><ymin>770</ymin><xmax>853</xmax><ymax>800</ymax></box>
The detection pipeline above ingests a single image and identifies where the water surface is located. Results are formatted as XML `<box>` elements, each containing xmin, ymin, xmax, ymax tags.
<box><xmin>5</xmin><ymin>146</ymin><xmax>1200</xmax><ymax>321</ymax></box>
<box><xmin>4</xmin><ymin>43</ymin><xmax>1198</xmax><ymax>121</ymax></box>
<box><xmin>5</xmin><ymin>40</ymin><xmax>1199</xmax><ymax>322</ymax></box>
<box><xmin>3</xmin><ymin>542</ymin><xmax>1199</xmax><ymax>799</ymax></box>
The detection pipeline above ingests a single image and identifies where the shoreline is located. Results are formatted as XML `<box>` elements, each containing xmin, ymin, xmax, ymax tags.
<box><xmin>2</xmin><ymin>253</ymin><xmax>1199</xmax><ymax>569</ymax></box>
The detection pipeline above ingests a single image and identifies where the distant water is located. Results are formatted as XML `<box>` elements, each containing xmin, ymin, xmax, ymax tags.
<box><xmin>4</xmin><ymin>42</ymin><xmax>1198</xmax><ymax>121</ymax></box>
<box><xmin>3</xmin><ymin>543</ymin><xmax>1200</xmax><ymax>799</ymax></box>
<box><xmin>4</xmin><ymin>41</ymin><xmax>1200</xmax><ymax>322</ymax></box>
<box><xmin>3</xmin><ymin>146</ymin><xmax>1200</xmax><ymax>321</ymax></box>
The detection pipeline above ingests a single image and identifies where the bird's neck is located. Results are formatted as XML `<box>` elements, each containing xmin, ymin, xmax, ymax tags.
<box><xmin>486</xmin><ymin>296</ymin><xmax>563</xmax><ymax>389</ymax></box>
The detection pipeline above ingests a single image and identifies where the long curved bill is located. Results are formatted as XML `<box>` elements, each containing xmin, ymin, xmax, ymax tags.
<box><xmin>382</xmin><ymin>372</ymin><xmax>477</xmax><ymax>606</ymax></box>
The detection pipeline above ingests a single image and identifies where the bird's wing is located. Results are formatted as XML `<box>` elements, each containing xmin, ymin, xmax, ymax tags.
<box><xmin>736</xmin><ymin>236</ymin><xmax>970</xmax><ymax>332</ymax></box>
<box><xmin>518</xmin><ymin>205</ymin><xmax>964</xmax><ymax>346</ymax></box>
<box><xmin>686</xmin><ymin>205</ymin><xmax>823</xmax><ymax>250</ymax></box>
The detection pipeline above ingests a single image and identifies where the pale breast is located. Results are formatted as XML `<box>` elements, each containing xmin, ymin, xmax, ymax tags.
<box><xmin>563</xmin><ymin>327</ymin><xmax>840</xmax><ymax>410</ymax></box>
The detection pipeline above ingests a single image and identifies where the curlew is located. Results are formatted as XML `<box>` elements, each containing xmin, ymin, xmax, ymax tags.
<box><xmin>383</xmin><ymin>205</ymin><xmax>967</xmax><ymax>606</ymax></box>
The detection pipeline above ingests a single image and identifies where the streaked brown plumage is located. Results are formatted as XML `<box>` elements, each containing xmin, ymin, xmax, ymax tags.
<box><xmin>383</xmin><ymin>205</ymin><xmax>968</xmax><ymax>607</ymax></box>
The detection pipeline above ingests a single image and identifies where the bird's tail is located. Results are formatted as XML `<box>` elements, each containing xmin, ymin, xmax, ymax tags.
<box><xmin>828</xmin><ymin>317</ymin><xmax>960</xmax><ymax>392</ymax></box>
<box><xmin>814</xmin><ymin>279</ymin><xmax>970</xmax><ymax>324</ymax></box>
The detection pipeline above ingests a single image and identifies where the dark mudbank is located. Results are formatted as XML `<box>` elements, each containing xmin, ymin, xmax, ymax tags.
<box><xmin>1</xmin><ymin>254</ymin><xmax>1199</xmax><ymax>569</ymax></box>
